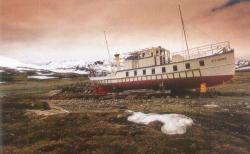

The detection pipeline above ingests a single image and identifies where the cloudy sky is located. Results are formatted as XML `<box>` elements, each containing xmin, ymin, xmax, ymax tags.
<box><xmin>1</xmin><ymin>0</ymin><xmax>250</xmax><ymax>63</ymax></box>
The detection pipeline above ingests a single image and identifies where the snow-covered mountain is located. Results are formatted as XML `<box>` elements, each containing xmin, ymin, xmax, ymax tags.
<box><xmin>0</xmin><ymin>56</ymin><xmax>111</xmax><ymax>75</ymax></box>
<box><xmin>235</xmin><ymin>59</ymin><xmax>250</xmax><ymax>71</ymax></box>
<box><xmin>27</xmin><ymin>59</ymin><xmax>111</xmax><ymax>75</ymax></box>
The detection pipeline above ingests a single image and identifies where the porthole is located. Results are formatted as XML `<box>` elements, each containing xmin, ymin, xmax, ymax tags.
<box><xmin>173</xmin><ymin>65</ymin><xmax>178</xmax><ymax>71</ymax></box>
<box><xmin>185</xmin><ymin>63</ymin><xmax>191</xmax><ymax>69</ymax></box>
<box><xmin>199</xmin><ymin>60</ymin><xmax>205</xmax><ymax>66</ymax></box>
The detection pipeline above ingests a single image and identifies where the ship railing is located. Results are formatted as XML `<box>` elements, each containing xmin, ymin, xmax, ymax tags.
<box><xmin>96</xmin><ymin>68</ymin><xmax>201</xmax><ymax>84</ymax></box>
<box><xmin>172</xmin><ymin>41</ymin><xmax>231</xmax><ymax>61</ymax></box>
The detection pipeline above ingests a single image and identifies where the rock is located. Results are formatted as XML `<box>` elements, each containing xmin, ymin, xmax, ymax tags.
<box><xmin>190</xmin><ymin>143</ymin><xmax>197</xmax><ymax>150</ymax></box>
<box><xmin>191</xmin><ymin>100</ymin><xmax>196</xmax><ymax>104</ymax></box>
<box><xmin>185</xmin><ymin>95</ymin><xmax>190</xmax><ymax>99</ymax></box>
<box><xmin>47</xmin><ymin>90</ymin><xmax>62</xmax><ymax>97</ymax></box>
<box><xmin>118</xmin><ymin>105</ymin><xmax>127</xmax><ymax>109</ymax></box>
<box><xmin>117</xmin><ymin>114</ymin><xmax>124</xmax><ymax>119</ymax></box>
<box><xmin>148</xmin><ymin>121</ymin><xmax>163</xmax><ymax>130</ymax></box>
<box><xmin>204</xmin><ymin>104</ymin><xmax>219</xmax><ymax>108</ymax></box>
<box><xmin>244</xmin><ymin>102</ymin><xmax>249</xmax><ymax>106</ymax></box>
<box><xmin>238</xmin><ymin>101</ymin><xmax>244</xmax><ymax>106</ymax></box>
<box><xmin>221</xmin><ymin>108</ymin><xmax>229</xmax><ymax>112</ymax></box>
<box><xmin>179</xmin><ymin>101</ymin><xmax>185</xmax><ymax>104</ymax></box>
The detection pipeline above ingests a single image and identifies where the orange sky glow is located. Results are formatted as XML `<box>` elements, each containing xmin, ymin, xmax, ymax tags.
<box><xmin>1</xmin><ymin>0</ymin><xmax>250</xmax><ymax>62</ymax></box>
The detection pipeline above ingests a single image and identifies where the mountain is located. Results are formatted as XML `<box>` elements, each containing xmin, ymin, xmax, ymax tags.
<box><xmin>235</xmin><ymin>59</ymin><xmax>250</xmax><ymax>72</ymax></box>
<box><xmin>0</xmin><ymin>56</ymin><xmax>111</xmax><ymax>75</ymax></box>
<box><xmin>27</xmin><ymin>59</ymin><xmax>111</xmax><ymax>75</ymax></box>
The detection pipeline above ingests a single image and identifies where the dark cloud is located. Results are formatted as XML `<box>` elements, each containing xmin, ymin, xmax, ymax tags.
<box><xmin>212</xmin><ymin>0</ymin><xmax>250</xmax><ymax>11</ymax></box>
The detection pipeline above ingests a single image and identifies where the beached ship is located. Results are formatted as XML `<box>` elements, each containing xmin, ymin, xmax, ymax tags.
<box><xmin>90</xmin><ymin>5</ymin><xmax>235</xmax><ymax>94</ymax></box>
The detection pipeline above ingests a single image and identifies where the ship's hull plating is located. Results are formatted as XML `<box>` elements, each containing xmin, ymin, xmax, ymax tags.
<box><xmin>93</xmin><ymin>75</ymin><xmax>233</xmax><ymax>93</ymax></box>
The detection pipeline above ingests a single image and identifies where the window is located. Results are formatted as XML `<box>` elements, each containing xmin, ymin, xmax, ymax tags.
<box><xmin>142</xmin><ymin>53</ymin><xmax>145</xmax><ymax>57</ymax></box>
<box><xmin>126</xmin><ymin>72</ymin><xmax>129</xmax><ymax>77</ymax></box>
<box><xmin>173</xmin><ymin>65</ymin><xmax>178</xmax><ymax>71</ymax></box>
<box><xmin>152</xmin><ymin>68</ymin><xmax>155</xmax><ymax>74</ymax></box>
<box><xmin>143</xmin><ymin>69</ymin><xmax>146</xmax><ymax>75</ymax></box>
<box><xmin>156</xmin><ymin>50</ymin><xmax>159</xmax><ymax>54</ymax></box>
<box><xmin>185</xmin><ymin>63</ymin><xmax>191</xmax><ymax>69</ymax></box>
<box><xmin>151</xmin><ymin>53</ymin><xmax>153</xmax><ymax>57</ymax></box>
<box><xmin>199</xmin><ymin>60</ymin><xmax>205</xmax><ymax>66</ymax></box>
<box><xmin>162</xmin><ymin>67</ymin><xmax>166</xmax><ymax>73</ymax></box>
<box><xmin>134</xmin><ymin>70</ymin><xmax>137</xmax><ymax>76</ymax></box>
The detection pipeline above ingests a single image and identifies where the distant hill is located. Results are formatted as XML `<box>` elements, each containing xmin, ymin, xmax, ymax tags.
<box><xmin>235</xmin><ymin>59</ymin><xmax>250</xmax><ymax>72</ymax></box>
<box><xmin>0</xmin><ymin>56</ymin><xmax>110</xmax><ymax>75</ymax></box>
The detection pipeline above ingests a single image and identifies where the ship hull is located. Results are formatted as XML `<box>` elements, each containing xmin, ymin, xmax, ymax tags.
<box><xmin>94</xmin><ymin>75</ymin><xmax>233</xmax><ymax>92</ymax></box>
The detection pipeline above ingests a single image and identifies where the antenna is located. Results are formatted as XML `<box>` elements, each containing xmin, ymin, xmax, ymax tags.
<box><xmin>178</xmin><ymin>4</ymin><xmax>190</xmax><ymax>59</ymax></box>
<box><xmin>104</xmin><ymin>31</ymin><xmax>112</xmax><ymax>65</ymax></box>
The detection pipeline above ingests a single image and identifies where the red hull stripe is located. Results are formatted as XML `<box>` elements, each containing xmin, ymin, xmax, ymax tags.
<box><xmin>93</xmin><ymin>75</ymin><xmax>233</xmax><ymax>92</ymax></box>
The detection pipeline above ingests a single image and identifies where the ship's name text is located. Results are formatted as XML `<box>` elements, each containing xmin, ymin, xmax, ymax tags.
<box><xmin>211</xmin><ymin>57</ymin><xmax>227</xmax><ymax>63</ymax></box>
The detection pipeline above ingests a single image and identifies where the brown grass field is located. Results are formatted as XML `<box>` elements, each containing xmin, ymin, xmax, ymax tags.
<box><xmin>1</xmin><ymin>72</ymin><xmax>250</xmax><ymax>154</ymax></box>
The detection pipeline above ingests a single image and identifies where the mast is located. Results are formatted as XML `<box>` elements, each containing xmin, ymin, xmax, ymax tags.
<box><xmin>178</xmin><ymin>4</ymin><xmax>190</xmax><ymax>59</ymax></box>
<box><xmin>104</xmin><ymin>31</ymin><xmax>112</xmax><ymax>65</ymax></box>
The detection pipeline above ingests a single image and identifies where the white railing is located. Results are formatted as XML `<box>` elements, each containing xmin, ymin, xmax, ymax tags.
<box><xmin>172</xmin><ymin>41</ymin><xmax>232</xmax><ymax>61</ymax></box>
<box><xmin>95</xmin><ymin>69</ymin><xmax>201</xmax><ymax>84</ymax></box>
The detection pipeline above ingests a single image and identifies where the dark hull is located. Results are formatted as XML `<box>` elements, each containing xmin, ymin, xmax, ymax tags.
<box><xmin>93</xmin><ymin>75</ymin><xmax>233</xmax><ymax>94</ymax></box>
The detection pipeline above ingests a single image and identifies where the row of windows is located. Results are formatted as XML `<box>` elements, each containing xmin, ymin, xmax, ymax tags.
<box><xmin>141</xmin><ymin>50</ymin><xmax>166</xmax><ymax>57</ymax></box>
<box><xmin>126</xmin><ymin>60</ymin><xmax>205</xmax><ymax>77</ymax></box>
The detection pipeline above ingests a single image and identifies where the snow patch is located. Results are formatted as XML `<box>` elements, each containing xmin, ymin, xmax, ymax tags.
<box><xmin>236</xmin><ymin>66</ymin><xmax>250</xmax><ymax>71</ymax></box>
<box><xmin>0</xmin><ymin>81</ymin><xmax>6</xmax><ymax>84</ymax></box>
<box><xmin>204</xmin><ymin>104</ymin><xmax>219</xmax><ymax>108</ymax></box>
<box><xmin>27</xmin><ymin>76</ymin><xmax>58</xmax><ymax>80</ymax></box>
<box><xmin>127</xmin><ymin>111</ymin><xmax>193</xmax><ymax>135</ymax></box>
<box><xmin>36</xmin><ymin>72</ymin><xmax>55</xmax><ymax>76</ymax></box>
<box><xmin>51</xmin><ymin>69</ymin><xmax>88</xmax><ymax>74</ymax></box>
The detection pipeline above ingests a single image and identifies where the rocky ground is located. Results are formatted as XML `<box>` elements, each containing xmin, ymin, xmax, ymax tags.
<box><xmin>1</xmin><ymin>72</ymin><xmax>250</xmax><ymax>153</ymax></box>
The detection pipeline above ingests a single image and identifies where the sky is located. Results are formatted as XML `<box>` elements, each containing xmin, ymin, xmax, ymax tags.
<box><xmin>1</xmin><ymin>0</ymin><xmax>250</xmax><ymax>63</ymax></box>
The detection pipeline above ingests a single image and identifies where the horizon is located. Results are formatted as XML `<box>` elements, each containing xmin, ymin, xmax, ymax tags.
<box><xmin>1</xmin><ymin>0</ymin><xmax>250</xmax><ymax>63</ymax></box>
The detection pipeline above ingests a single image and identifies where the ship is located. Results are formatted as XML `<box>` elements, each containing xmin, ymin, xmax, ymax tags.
<box><xmin>90</xmin><ymin>5</ymin><xmax>235</xmax><ymax>94</ymax></box>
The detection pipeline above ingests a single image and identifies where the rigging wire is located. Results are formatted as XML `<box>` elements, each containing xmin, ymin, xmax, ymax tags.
<box><xmin>103</xmin><ymin>31</ymin><xmax>112</xmax><ymax>73</ymax></box>
<box><xmin>178</xmin><ymin>4</ymin><xmax>190</xmax><ymax>59</ymax></box>
<box><xmin>104</xmin><ymin>31</ymin><xmax>111</xmax><ymax>64</ymax></box>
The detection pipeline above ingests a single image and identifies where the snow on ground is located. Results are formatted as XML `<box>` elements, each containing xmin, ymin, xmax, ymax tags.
<box><xmin>36</xmin><ymin>72</ymin><xmax>55</xmax><ymax>76</ymax></box>
<box><xmin>236</xmin><ymin>66</ymin><xmax>250</xmax><ymax>71</ymax></box>
<box><xmin>27</xmin><ymin>76</ymin><xmax>58</xmax><ymax>80</ymax></box>
<box><xmin>0</xmin><ymin>81</ymin><xmax>6</xmax><ymax>84</ymax></box>
<box><xmin>127</xmin><ymin>110</ymin><xmax>193</xmax><ymax>135</ymax></box>
<box><xmin>204</xmin><ymin>104</ymin><xmax>219</xmax><ymax>108</ymax></box>
<box><xmin>51</xmin><ymin>69</ymin><xmax>88</xmax><ymax>75</ymax></box>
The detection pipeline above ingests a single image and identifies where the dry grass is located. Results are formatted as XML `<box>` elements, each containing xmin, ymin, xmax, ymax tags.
<box><xmin>1</xmin><ymin>72</ymin><xmax>250</xmax><ymax>153</ymax></box>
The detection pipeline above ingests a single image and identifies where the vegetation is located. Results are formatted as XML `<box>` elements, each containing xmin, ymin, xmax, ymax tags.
<box><xmin>1</xmin><ymin>72</ymin><xmax>250</xmax><ymax>153</ymax></box>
